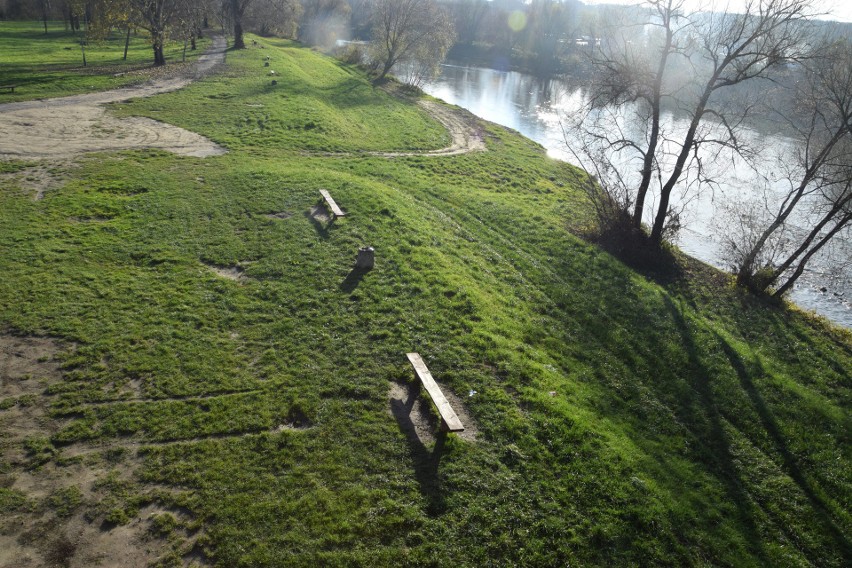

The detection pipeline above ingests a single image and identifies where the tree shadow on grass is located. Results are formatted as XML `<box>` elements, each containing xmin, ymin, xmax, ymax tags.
<box><xmin>661</xmin><ymin>294</ymin><xmax>772</xmax><ymax>564</ymax></box>
<box><xmin>715</xmin><ymin>334</ymin><xmax>852</xmax><ymax>558</ymax></box>
<box><xmin>390</xmin><ymin>381</ymin><xmax>447</xmax><ymax>516</ymax></box>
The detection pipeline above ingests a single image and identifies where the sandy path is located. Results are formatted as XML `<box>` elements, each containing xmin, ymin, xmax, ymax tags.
<box><xmin>0</xmin><ymin>34</ymin><xmax>483</xmax><ymax>163</ymax></box>
<box><xmin>392</xmin><ymin>99</ymin><xmax>485</xmax><ymax>157</ymax></box>
<box><xmin>0</xmin><ymin>35</ymin><xmax>228</xmax><ymax>160</ymax></box>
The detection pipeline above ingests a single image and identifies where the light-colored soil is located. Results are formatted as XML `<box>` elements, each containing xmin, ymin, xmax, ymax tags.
<box><xmin>309</xmin><ymin>204</ymin><xmax>331</xmax><ymax>223</ymax></box>
<box><xmin>389</xmin><ymin>381</ymin><xmax>477</xmax><ymax>445</ymax></box>
<box><xmin>206</xmin><ymin>264</ymin><xmax>247</xmax><ymax>282</ymax></box>
<box><xmin>0</xmin><ymin>36</ymin><xmax>228</xmax><ymax>162</ymax></box>
<box><xmin>0</xmin><ymin>334</ymin><xmax>196</xmax><ymax>567</ymax></box>
<box><xmin>0</xmin><ymin>35</ymin><xmax>483</xmax><ymax>164</ymax></box>
<box><xmin>404</xmin><ymin>100</ymin><xmax>486</xmax><ymax>157</ymax></box>
<box><xmin>0</xmin><ymin>335</ymin><xmax>67</xmax><ymax>459</ymax></box>
<box><xmin>0</xmin><ymin>162</ymin><xmax>73</xmax><ymax>200</ymax></box>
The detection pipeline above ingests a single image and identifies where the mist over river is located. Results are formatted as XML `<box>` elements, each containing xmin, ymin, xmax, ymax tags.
<box><xmin>420</xmin><ymin>63</ymin><xmax>852</xmax><ymax>329</ymax></box>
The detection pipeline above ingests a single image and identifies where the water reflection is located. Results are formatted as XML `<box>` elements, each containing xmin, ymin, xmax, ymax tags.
<box><xmin>422</xmin><ymin>64</ymin><xmax>852</xmax><ymax>328</ymax></box>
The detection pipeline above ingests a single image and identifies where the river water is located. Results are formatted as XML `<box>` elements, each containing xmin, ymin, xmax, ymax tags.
<box><xmin>421</xmin><ymin>64</ymin><xmax>852</xmax><ymax>329</ymax></box>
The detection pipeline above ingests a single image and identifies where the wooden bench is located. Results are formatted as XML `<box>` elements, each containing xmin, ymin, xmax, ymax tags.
<box><xmin>407</xmin><ymin>353</ymin><xmax>464</xmax><ymax>432</ymax></box>
<box><xmin>0</xmin><ymin>85</ymin><xmax>17</xmax><ymax>93</ymax></box>
<box><xmin>319</xmin><ymin>189</ymin><xmax>346</xmax><ymax>218</ymax></box>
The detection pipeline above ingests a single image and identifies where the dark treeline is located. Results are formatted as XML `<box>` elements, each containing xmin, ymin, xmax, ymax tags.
<box><xmin>0</xmin><ymin>1</ymin><xmax>687</xmax><ymax>76</ymax></box>
<box><xmin>4</xmin><ymin>0</ymin><xmax>852</xmax><ymax>77</ymax></box>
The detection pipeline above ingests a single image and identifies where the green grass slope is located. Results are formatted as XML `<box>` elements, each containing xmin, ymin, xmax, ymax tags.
<box><xmin>0</xmin><ymin>32</ymin><xmax>849</xmax><ymax>567</ymax></box>
<box><xmin>0</xmin><ymin>21</ymin><xmax>209</xmax><ymax>101</ymax></box>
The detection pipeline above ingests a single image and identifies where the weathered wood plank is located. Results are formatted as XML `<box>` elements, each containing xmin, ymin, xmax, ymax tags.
<box><xmin>406</xmin><ymin>352</ymin><xmax>464</xmax><ymax>432</ymax></box>
<box><xmin>319</xmin><ymin>189</ymin><xmax>346</xmax><ymax>217</ymax></box>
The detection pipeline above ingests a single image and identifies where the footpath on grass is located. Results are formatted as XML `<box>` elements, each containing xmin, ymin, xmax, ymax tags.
<box><xmin>0</xmin><ymin>35</ymin><xmax>484</xmax><ymax>161</ymax></box>
<box><xmin>0</xmin><ymin>34</ymin><xmax>229</xmax><ymax>160</ymax></box>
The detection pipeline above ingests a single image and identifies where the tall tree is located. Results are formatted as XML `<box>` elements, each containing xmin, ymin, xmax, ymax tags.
<box><xmin>244</xmin><ymin>0</ymin><xmax>301</xmax><ymax>38</ymax></box>
<box><xmin>227</xmin><ymin>0</ymin><xmax>249</xmax><ymax>48</ymax></box>
<box><xmin>129</xmin><ymin>0</ymin><xmax>181</xmax><ymax>65</ymax></box>
<box><xmin>567</xmin><ymin>0</ymin><xmax>815</xmax><ymax>247</ymax></box>
<box><xmin>370</xmin><ymin>0</ymin><xmax>454</xmax><ymax>81</ymax></box>
<box><xmin>522</xmin><ymin>0</ymin><xmax>579</xmax><ymax>75</ymax></box>
<box><xmin>725</xmin><ymin>38</ymin><xmax>852</xmax><ymax>296</ymax></box>
<box><xmin>449</xmin><ymin>0</ymin><xmax>489</xmax><ymax>47</ymax></box>
<box><xmin>39</xmin><ymin>0</ymin><xmax>52</xmax><ymax>33</ymax></box>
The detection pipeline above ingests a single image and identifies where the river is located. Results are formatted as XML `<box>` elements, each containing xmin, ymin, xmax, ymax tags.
<box><xmin>420</xmin><ymin>64</ymin><xmax>852</xmax><ymax>329</ymax></box>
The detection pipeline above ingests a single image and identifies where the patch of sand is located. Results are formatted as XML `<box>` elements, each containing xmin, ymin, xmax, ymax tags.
<box><xmin>0</xmin><ymin>36</ymin><xmax>228</xmax><ymax>161</ymax></box>
<box><xmin>389</xmin><ymin>381</ymin><xmax>477</xmax><ymax>445</ymax></box>
<box><xmin>0</xmin><ymin>162</ymin><xmax>72</xmax><ymax>200</ymax></box>
<box><xmin>206</xmin><ymin>264</ymin><xmax>246</xmax><ymax>282</ymax></box>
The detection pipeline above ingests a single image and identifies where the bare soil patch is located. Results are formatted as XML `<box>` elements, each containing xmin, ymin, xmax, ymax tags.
<box><xmin>410</xmin><ymin>100</ymin><xmax>486</xmax><ymax>157</ymax></box>
<box><xmin>205</xmin><ymin>264</ymin><xmax>247</xmax><ymax>282</ymax></box>
<box><xmin>0</xmin><ymin>335</ymin><xmax>64</xmax><ymax>390</ymax></box>
<box><xmin>0</xmin><ymin>162</ymin><xmax>73</xmax><ymax>201</ymax></box>
<box><xmin>389</xmin><ymin>381</ymin><xmax>477</xmax><ymax>445</ymax></box>
<box><xmin>309</xmin><ymin>204</ymin><xmax>331</xmax><ymax>223</ymax></box>
<box><xmin>1</xmin><ymin>335</ymin><xmax>197</xmax><ymax>567</ymax></box>
<box><xmin>0</xmin><ymin>335</ymin><xmax>67</xmax><ymax>462</ymax></box>
<box><xmin>0</xmin><ymin>36</ymin><xmax>228</xmax><ymax>162</ymax></box>
<box><xmin>0</xmin><ymin>450</ymin><xmax>195</xmax><ymax>568</ymax></box>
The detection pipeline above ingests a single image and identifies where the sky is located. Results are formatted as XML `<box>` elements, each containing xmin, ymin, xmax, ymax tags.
<box><xmin>582</xmin><ymin>0</ymin><xmax>852</xmax><ymax>23</ymax></box>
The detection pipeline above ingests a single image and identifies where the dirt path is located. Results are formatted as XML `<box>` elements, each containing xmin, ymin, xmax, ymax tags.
<box><xmin>0</xmin><ymin>37</ymin><xmax>484</xmax><ymax>162</ymax></box>
<box><xmin>385</xmin><ymin>99</ymin><xmax>485</xmax><ymax>157</ymax></box>
<box><xmin>0</xmin><ymin>35</ymin><xmax>229</xmax><ymax>160</ymax></box>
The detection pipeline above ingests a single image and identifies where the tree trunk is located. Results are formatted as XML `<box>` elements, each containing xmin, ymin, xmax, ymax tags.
<box><xmin>233</xmin><ymin>21</ymin><xmax>245</xmax><ymax>49</ymax></box>
<box><xmin>378</xmin><ymin>61</ymin><xmax>393</xmax><ymax>80</ymax></box>
<box><xmin>123</xmin><ymin>27</ymin><xmax>131</xmax><ymax>60</ymax></box>
<box><xmin>231</xmin><ymin>0</ymin><xmax>245</xmax><ymax>49</ymax></box>
<box><xmin>152</xmin><ymin>31</ymin><xmax>166</xmax><ymax>66</ymax></box>
<box><xmin>649</xmin><ymin>90</ymin><xmax>713</xmax><ymax>245</ymax></box>
<box><xmin>632</xmin><ymin>22</ymin><xmax>674</xmax><ymax>230</ymax></box>
<box><xmin>772</xmin><ymin>214</ymin><xmax>852</xmax><ymax>297</ymax></box>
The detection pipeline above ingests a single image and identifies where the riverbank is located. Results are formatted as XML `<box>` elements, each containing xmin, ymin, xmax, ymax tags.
<box><xmin>420</xmin><ymin>62</ymin><xmax>852</xmax><ymax>329</ymax></box>
<box><xmin>1</xmin><ymin>28</ymin><xmax>849</xmax><ymax>567</ymax></box>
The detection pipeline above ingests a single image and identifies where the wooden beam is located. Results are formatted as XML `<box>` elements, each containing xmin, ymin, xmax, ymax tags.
<box><xmin>407</xmin><ymin>353</ymin><xmax>464</xmax><ymax>432</ymax></box>
<box><xmin>319</xmin><ymin>189</ymin><xmax>346</xmax><ymax>217</ymax></box>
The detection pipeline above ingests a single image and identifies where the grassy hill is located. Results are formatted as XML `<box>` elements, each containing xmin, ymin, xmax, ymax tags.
<box><xmin>0</xmin><ymin>21</ymin><xmax>210</xmax><ymax>102</ymax></box>
<box><xmin>0</xmin><ymin>29</ymin><xmax>849</xmax><ymax>567</ymax></box>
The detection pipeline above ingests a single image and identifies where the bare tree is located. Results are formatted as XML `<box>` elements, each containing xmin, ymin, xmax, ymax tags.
<box><xmin>129</xmin><ymin>0</ymin><xmax>185</xmax><ymax>65</ymax></box>
<box><xmin>245</xmin><ymin>0</ymin><xmax>301</xmax><ymax>38</ymax></box>
<box><xmin>567</xmin><ymin>0</ymin><xmax>816</xmax><ymax>247</ymax></box>
<box><xmin>449</xmin><ymin>0</ymin><xmax>489</xmax><ymax>47</ymax></box>
<box><xmin>724</xmin><ymin>37</ymin><xmax>852</xmax><ymax>296</ymax></box>
<box><xmin>38</xmin><ymin>0</ymin><xmax>52</xmax><ymax>33</ymax></box>
<box><xmin>370</xmin><ymin>0</ymin><xmax>454</xmax><ymax>82</ymax></box>
<box><xmin>226</xmin><ymin>0</ymin><xmax>249</xmax><ymax>48</ymax></box>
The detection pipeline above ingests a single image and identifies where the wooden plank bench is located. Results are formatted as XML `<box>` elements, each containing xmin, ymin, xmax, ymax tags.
<box><xmin>407</xmin><ymin>352</ymin><xmax>464</xmax><ymax>432</ymax></box>
<box><xmin>0</xmin><ymin>85</ymin><xmax>17</xmax><ymax>93</ymax></box>
<box><xmin>319</xmin><ymin>189</ymin><xmax>346</xmax><ymax>218</ymax></box>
